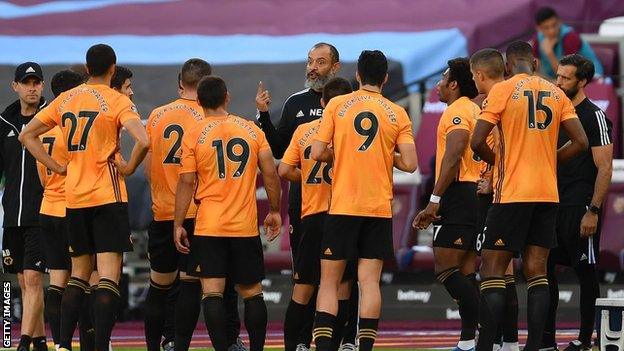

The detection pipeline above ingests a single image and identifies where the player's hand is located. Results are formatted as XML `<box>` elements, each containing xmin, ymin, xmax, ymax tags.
<box><xmin>263</xmin><ymin>211</ymin><xmax>282</xmax><ymax>242</ymax></box>
<box><xmin>55</xmin><ymin>163</ymin><xmax>67</xmax><ymax>176</ymax></box>
<box><xmin>477</xmin><ymin>177</ymin><xmax>493</xmax><ymax>195</ymax></box>
<box><xmin>541</xmin><ymin>37</ymin><xmax>557</xmax><ymax>54</ymax></box>
<box><xmin>111</xmin><ymin>156</ymin><xmax>134</xmax><ymax>176</ymax></box>
<box><xmin>256</xmin><ymin>81</ymin><xmax>271</xmax><ymax>112</ymax></box>
<box><xmin>580</xmin><ymin>211</ymin><xmax>598</xmax><ymax>237</ymax></box>
<box><xmin>174</xmin><ymin>225</ymin><xmax>190</xmax><ymax>254</ymax></box>
<box><xmin>412</xmin><ymin>202</ymin><xmax>441</xmax><ymax>230</ymax></box>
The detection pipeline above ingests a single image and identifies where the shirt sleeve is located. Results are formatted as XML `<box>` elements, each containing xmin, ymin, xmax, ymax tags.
<box><xmin>442</xmin><ymin>108</ymin><xmax>471</xmax><ymax>135</ymax></box>
<box><xmin>587</xmin><ymin>109</ymin><xmax>613</xmax><ymax>147</ymax></box>
<box><xmin>117</xmin><ymin>96</ymin><xmax>141</xmax><ymax>125</ymax></box>
<box><xmin>34</xmin><ymin>99</ymin><xmax>60</xmax><ymax>127</ymax></box>
<box><xmin>179</xmin><ymin>126</ymin><xmax>198</xmax><ymax>174</ymax></box>
<box><xmin>396</xmin><ymin>108</ymin><xmax>415</xmax><ymax>144</ymax></box>
<box><xmin>281</xmin><ymin>130</ymin><xmax>301</xmax><ymax>167</ymax></box>
<box><xmin>314</xmin><ymin>100</ymin><xmax>336</xmax><ymax>144</ymax></box>
<box><xmin>479</xmin><ymin>82</ymin><xmax>509</xmax><ymax>125</ymax></box>
<box><xmin>560</xmin><ymin>95</ymin><xmax>578</xmax><ymax>122</ymax></box>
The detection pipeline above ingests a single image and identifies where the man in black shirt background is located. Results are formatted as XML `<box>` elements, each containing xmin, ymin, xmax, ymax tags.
<box><xmin>0</xmin><ymin>62</ymin><xmax>48</xmax><ymax>351</ymax></box>
<box><xmin>542</xmin><ymin>54</ymin><xmax>613</xmax><ymax>351</ymax></box>
<box><xmin>256</xmin><ymin>42</ymin><xmax>341</xmax><ymax>351</ymax></box>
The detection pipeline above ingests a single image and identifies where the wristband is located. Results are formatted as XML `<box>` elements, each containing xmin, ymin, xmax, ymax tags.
<box><xmin>430</xmin><ymin>194</ymin><xmax>441</xmax><ymax>204</ymax></box>
<box><xmin>588</xmin><ymin>204</ymin><xmax>600</xmax><ymax>214</ymax></box>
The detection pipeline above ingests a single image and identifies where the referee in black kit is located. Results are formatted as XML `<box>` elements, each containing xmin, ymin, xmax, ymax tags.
<box><xmin>1</xmin><ymin>62</ymin><xmax>48</xmax><ymax>351</ymax></box>
<box><xmin>542</xmin><ymin>54</ymin><xmax>613</xmax><ymax>351</ymax></box>
<box><xmin>255</xmin><ymin>42</ymin><xmax>340</xmax><ymax>351</ymax></box>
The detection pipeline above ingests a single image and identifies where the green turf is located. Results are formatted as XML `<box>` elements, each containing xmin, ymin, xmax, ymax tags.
<box><xmin>111</xmin><ymin>349</ymin><xmax>444</xmax><ymax>351</ymax></box>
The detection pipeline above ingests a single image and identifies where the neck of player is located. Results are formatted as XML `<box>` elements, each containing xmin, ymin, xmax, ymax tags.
<box><xmin>203</xmin><ymin>107</ymin><xmax>229</xmax><ymax>118</ymax></box>
<box><xmin>87</xmin><ymin>76</ymin><xmax>112</xmax><ymax>87</ymax></box>
<box><xmin>20</xmin><ymin>101</ymin><xmax>38</xmax><ymax>116</ymax></box>
<box><xmin>180</xmin><ymin>89</ymin><xmax>198</xmax><ymax>101</ymax></box>
<box><xmin>360</xmin><ymin>84</ymin><xmax>382</xmax><ymax>93</ymax></box>
<box><xmin>571</xmin><ymin>89</ymin><xmax>587</xmax><ymax>107</ymax></box>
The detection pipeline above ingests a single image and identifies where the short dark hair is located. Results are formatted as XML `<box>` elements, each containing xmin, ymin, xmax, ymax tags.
<box><xmin>505</xmin><ymin>40</ymin><xmax>534</xmax><ymax>62</ymax></box>
<box><xmin>86</xmin><ymin>44</ymin><xmax>116</xmax><ymax>77</ymax></box>
<box><xmin>559</xmin><ymin>54</ymin><xmax>595</xmax><ymax>85</ymax></box>
<box><xmin>470</xmin><ymin>48</ymin><xmax>505</xmax><ymax>79</ymax></box>
<box><xmin>180</xmin><ymin>58</ymin><xmax>212</xmax><ymax>89</ymax></box>
<box><xmin>111</xmin><ymin>65</ymin><xmax>133</xmax><ymax>90</ymax></box>
<box><xmin>535</xmin><ymin>6</ymin><xmax>558</xmax><ymax>25</ymax></box>
<box><xmin>322</xmin><ymin>77</ymin><xmax>353</xmax><ymax>105</ymax></box>
<box><xmin>447</xmin><ymin>57</ymin><xmax>479</xmax><ymax>99</ymax></box>
<box><xmin>311</xmin><ymin>42</ymin><xmax>340</xmax><ymax>63</ymax></box>
<box><xmin>357</xmin><ymin>50</ymin><xmax>388</xmax><ymax>87</ymax></box>
<box><xmin>50</xmin><ymin>70</ymin><xmax>84</xmax><ymax>98</ymax></box>
<box><xmin>197</xmin><ymin>76</ymin><xmax>227</xmax><ymax>109</ymax></box>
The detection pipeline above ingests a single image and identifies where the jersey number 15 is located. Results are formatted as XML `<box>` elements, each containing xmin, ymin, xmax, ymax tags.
<box><xmin>523</xmin><ymin>90</ymin><xmax>553</xmax><ymax>130</ymax></box>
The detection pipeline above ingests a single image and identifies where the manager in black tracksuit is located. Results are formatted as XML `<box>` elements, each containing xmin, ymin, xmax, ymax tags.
<box><xmin>256</xmin><ymin>42</ymin><xmax>341</xmax><ymax>350</ymax></box>
<box><xmin>1</xmin><ymin>62</ymin><xmax>48</xmax><ymax>351</ymax></box>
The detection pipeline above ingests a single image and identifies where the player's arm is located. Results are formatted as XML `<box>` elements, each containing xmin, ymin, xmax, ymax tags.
<box><xmin>19</xmin><ymin>119</ymin><xmax>63</xmax><ymax>174</ymax></box>
<box><xmin>115</xmin><ymin>119</ymin><xmax>149</xmax><ymax>176</ymax></box>
<box><xmin>311</xmin><ymin>141</ymin><xmax>333</xmax><ymax>162</ymax></box>
<box><xmin>557</xmin><ymin>118</ymin><xmax>589</xmax><ymax>163</ymax></box>
<box><xmin>259</xmin><ymin>149</ymin><xmax>282</xmax><ymax>242</ymax></box>
<box><xmin>173</xmin><ymin>172</ymin><xmax>196</xmax><ymax>254</ymax></box>
<box><xmin>393</xmin><ymin>143</ymin><xmax>418</xmax><ymax>173</ymax></box>
<box><xmin>143</xmin><ymin>152</ymin><xmax>151</xmax><ymax>183</ymax></box>
<box><xmin>413</xmin><ymin>130</ymin><xmax>468</xmax><ymax>229</ymax></box>
<box><xmin>278</xmin><ymin>163</ymin><xmax>301</xmax><ymax>183</ymax></box>
<box><xmin>470</xmin><ymin>120</ymin><xmax>496</xmax><ymax>165</ymax></box>
<box><xmin>578</xmin><ymin>143</ymin><xmax>613</xmax><ymax>237</ymax></box>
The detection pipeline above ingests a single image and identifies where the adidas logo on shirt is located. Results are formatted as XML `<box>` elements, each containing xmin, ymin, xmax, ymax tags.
<box><xmin>296</xmin><ymin>110</ymin><xmax>305</xmax><ymax>118</ymax></box>
<box><xmin>7</xmin><ymin>130</ymin><xmax>15</xmax><ymax>137</ymax></box>
<box><xmin>324</xmin><ymin>248</ymin><xmax>332</xmax><ymax>256</ymax></box>
<box><xmin>495</xmin><ymin>239</ymin><xmax>505</xmax><ymax>246</ymax></box>
<box><xmin>580</xmin><ymin>253</ymin><xmax>588</xmax><ymax>261</ymax></box>
<box><xmin>453</xmin><ymin>238</ymin><xmax>463</xmax><ymax>246</ymax></box>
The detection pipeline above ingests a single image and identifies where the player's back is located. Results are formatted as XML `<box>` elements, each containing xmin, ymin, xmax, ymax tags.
<box><xmin>317</xmin><ymin>89</ymin><xmax>414</xmax><ymax>218</ymax></box>
<box><xmin>436</xmin><ymin>96</ymin><xmax>481</xmax><ymax>183</ymax></box>
<box><xmin>182</xmin><ymin>115</ymin><xmax>269</xmax><ymax>236</ymax></box>
<box><xmin>282</xmin><ymin>119</ymin><xmax>331</xmax><ymax>218</ymax></box>
<box><xmin>480</xmin><ymin>74</ymin><xmax>577</xmax><ymax>203</ymax></box>
<box><xmin>37</xmin><ymin>83</ymin><xmax>140</xmax><ymax>208</ymax></box>
<box><xmin>37</xmin><ymin>126</ymin><xmax>68</xmax><ymax>217</ymax></box>
<box><xmin>147</xmin><ymin>98</ymin><xmax>203</xmax><ymax>221</ymax></box>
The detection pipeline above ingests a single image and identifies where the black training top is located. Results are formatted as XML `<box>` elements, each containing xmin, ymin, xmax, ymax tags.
<box><xmin>557</xmin><ymin>97</ymin><xmax>612</xmax><ymax>206</ymax></box>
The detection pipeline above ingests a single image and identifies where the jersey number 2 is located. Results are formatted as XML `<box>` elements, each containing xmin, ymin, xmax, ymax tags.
<box><xmin>42</xmin><ymin>136</ymin><xmax>55</xmax><ymax>176</ymax></box>
<box><xmin>303</xmin><ymin>146</ymin><xmax>331</xmax><ymax>184</ymax></box>
<box><xmin>523</xmin><ymin>90</ymin><xmax>553</xmax><ymax>130</ymax></box>
<box><xmin>163</xmin><ymin>124</ymin><xmax>183</xmax><ymax>164</ymax></box>
<box><xmin>212</xmin><ymin>138</ymin><xmax>250</xmax><ymax>179</ymax></box>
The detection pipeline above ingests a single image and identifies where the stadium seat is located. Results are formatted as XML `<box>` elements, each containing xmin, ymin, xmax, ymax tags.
<box><xmin>598</xmin><ymin>182</ymin><xmax>624</xmax><ymax>271</ymax></box>
<box><xmin>590</xmin><ymin>43</ymin><xmax>619</xmax><ymax>80</ymax></box>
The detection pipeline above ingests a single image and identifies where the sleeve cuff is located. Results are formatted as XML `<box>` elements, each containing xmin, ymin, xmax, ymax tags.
<box><xmin>257</xmin><ymin>110</ymin><xmax>270</xmax><ymax>123</ymax></box>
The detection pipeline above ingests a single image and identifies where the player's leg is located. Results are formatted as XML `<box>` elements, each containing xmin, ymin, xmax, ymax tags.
<box><xmin>232</xmin><ymin>236</ymin><xmax>267</xmax><ymax>351</ymax></box>
<box><xmin>60</xmin><ymin>254</ymin><xmax>94</xmax><ymax>350</ymax></box>
<box><xmin>144</xmin><ymin>220</ymin><xmax>179</xmax><ymax>351</ymax></box>
<box><xmin>434</xmin><ymin>244</ymin><xmax>479</xmax><ymax>351</ymax></box>
<box><xmin>200</xmin><ymin>277</ymin><xmax>229</xmax><ymax>351</ymax></box>
<box><xmin>175</xmin><ymin>220</ymin><xmax>202</xmax><ymax>351</ymax></box>
<box><xmin>21</xmin><ymin>226</ymin><xmax>47</xmax><ymax>350</ymax></box>
<box><xmin>161</xmin><ymin>278</ymin><xmax>179</xmax><ymax>350</ymax></box>
<box><xmin>331</xmin><ymin>277</ymin><xmax>354</xmax><ymax>351</ymax></box>
<box><xmin>315</xmin><ymin>215</ymin><xmax>358</xmax><ymax>351</ymax></box>
<box><xmin>224</xmin><ymin>278</ymin><xmax>244</xmax><ymax>349</ymax></box>
<box><xmin>523</xmin><ymin>203</ymin><xmax>558</xmax><ymax>351</ymax></box>
<box><xmin>339</xmin><ymin>280</ymin><xmax>358</xmax><ymax>351</ymax></box>
<box><xmin>79</xmin><ymin>268</ymin><xmax>98</xmax><ymax>351</ymax></box>
<box><xmin>286</xmin><ymin>213</ymin><xmax>324</xmax><ymax>351</ymax></box>
<box><xmin>501</xmin><ymin>262</ymin><xmax>519</xmax><ymax>351</ymax></box>
<box><xmin>288</xmin><ymin>207</ymin><xmax>312</xmax><ymax>349</ymax></box>
<box><xmin>543</xmin><ymin>252</ymin><xmax>560</xmax><ymax>350</ymax></box>
<box><xmin>92</xmin><ymin>202</ymin><xmax>134</xmax><ymax>351</ymax></box>
<box><xmin>42</xmin><ymin>214</ymin><xmax>72</xmax><ymax>349</ymax></box>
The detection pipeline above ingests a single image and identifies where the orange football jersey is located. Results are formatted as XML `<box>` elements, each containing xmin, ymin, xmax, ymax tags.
<box><xmin>315</xmin><ymin>89</ymin><xmax>414</xmax><ymax>218</ymax></box>
<box><xmin>282</xmin><ymin>119</ymin><xmax>331</xmax><ymax>218</ymax></box>
<box><xmin>435</xmin><ymin>96</ymin><xmax>480</xmax><ymax>184</ymax></box>
<box><xmin>479</xmin><ymin>74</ymin><xmax>577</xmax><ymax>203</ymax></box>
<box><xmin>35</xmin><ymin>84</ymin><xmax>140</xmax><ymax>209</ymax></box>
<box><xmin>37</xmin><ymin>126</ymin><xmax>68</xmax><ymax>217</ymax></box>
<box><xmin>146</xmin><ymin>98</ymin><xmax>203</xmax><ymax>220</ymax></box>
<box><xmin>180</xmin><ymin>115</ymin><xmax>271</xmax><ymax>237</ymax></box>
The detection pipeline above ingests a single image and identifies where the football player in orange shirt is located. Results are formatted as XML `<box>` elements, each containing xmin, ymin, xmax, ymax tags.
<box><xmin>20</xmin><ymin>44</ymin><xmax>150</xmax><ymax>351</ymax></box>
<box><xmin>470</xmin><ymin>48</ymin><xmax>520</xmax><ymax>351</ymax></box>
<box><xmin>470</xmin><ymin>41</ymin><xmax>588</xmax><ymax>351</ymax></box>
<box><xmin>413</xmin><ymin>57</ymin><xmax>481</xmax><ymax>351</ymax></box>
<box><xmin>311</xmin><ymin>50</ymin><xmax>417</xmax><ymax>351</ymax></box>
<box><xmin>173</xmin><ymin>76</ymin><xmax>281</xmax><ymax>351</ymax></box>
<box><xmin>279</xmin><ymin>77</ymin><xmax>354</xmax><ymax>351</ymax></box>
